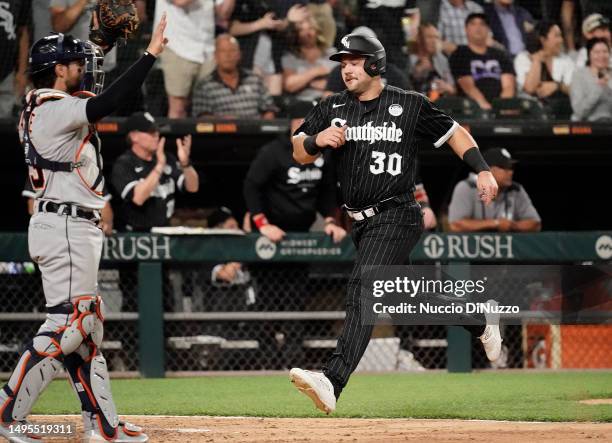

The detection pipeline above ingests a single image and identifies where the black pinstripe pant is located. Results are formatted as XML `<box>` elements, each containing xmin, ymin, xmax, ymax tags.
<box><xmin>323</xmin><ymin>201</ymin><xmax>424</xmax><ymax>398</ymax></box>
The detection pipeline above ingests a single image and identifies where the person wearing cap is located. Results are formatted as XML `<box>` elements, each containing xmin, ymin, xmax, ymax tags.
<box><xmin>449</xmin><ymin>13</ymin><xmax>516</xmax><ymax>110</ymax></box>
<box><xmin>110</xmin><ymin>112</ymin><xmax>199</xmax><ymax>231</ymax></box>
<box><xmin>191</xmin><ymin>34</ymin><xmax>276</xmax><ymax>119</ymax></box>
<box><xmin>448</xmin><ymin>147</ymin><xmax>541</xmax><ymax>232</ymax></box>
<box><xmin>576</xmin><ymin>13</ymin><xmax>612</xmax><ymax>68</ymax></box>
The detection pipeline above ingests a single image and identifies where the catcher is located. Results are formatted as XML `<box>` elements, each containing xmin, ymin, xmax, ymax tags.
<box><xmin>0</xmin><ymin>2</ymin><xmax>161</xmax><ymax>442</ymax></box>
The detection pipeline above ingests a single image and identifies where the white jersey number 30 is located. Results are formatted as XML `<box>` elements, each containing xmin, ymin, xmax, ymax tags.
<box><xmin>369</xmin><ymin>151</ymin><xmax>402</xmax><ymax>176</ymax></box>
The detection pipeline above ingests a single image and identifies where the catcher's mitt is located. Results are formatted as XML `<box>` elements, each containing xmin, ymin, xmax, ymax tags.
<box><xmin>89</xmin><ymin>0</ymin><xmax>139</xmax><ymax>51</ymax></box>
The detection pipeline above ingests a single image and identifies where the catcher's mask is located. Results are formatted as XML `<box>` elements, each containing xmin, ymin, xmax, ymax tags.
<box><xmin>81</xmin><ymin>40</ymin><xmax>105</xmax><ymax>95</ymax></box>
<box><xmin>29</xmin><ymin>33</ymin><xmax>105</xmax><ymax>94</ymax></box>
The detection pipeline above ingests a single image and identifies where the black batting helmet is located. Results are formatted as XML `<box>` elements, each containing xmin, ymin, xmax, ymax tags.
<box><xmin>329</xmin><ymin>33</ymin><xmax>386</xmax><ymax>77</ymax></box>
<box><xmin>29</xmin><ymin>33</ymin><xmax>87</xmax><ymax>75</ymax></box>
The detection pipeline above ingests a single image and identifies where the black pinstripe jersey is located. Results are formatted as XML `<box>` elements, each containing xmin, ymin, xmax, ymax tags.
<box><xmin>295</xmin><ymin>85</ymin><xmax>458</xmax><ymax>208</ymax></box>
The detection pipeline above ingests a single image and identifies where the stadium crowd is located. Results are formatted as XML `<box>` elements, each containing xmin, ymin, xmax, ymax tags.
<box><xmin>1</xmin><ymin>0</ymin><xmax>611</xmax><ymax>121</ymax></box>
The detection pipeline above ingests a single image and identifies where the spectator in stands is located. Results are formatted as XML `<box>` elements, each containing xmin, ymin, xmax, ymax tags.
<box><xmin>33</xmin><ymin>0</ymin><xmax>52</xmax><ymax>42</ymax></box>
<box><xmin>192</xmin><ymin>35</ymin><xmax>276</xmax><ymax>119</ymax></box>
<box><xmin>282</xmin><ymin>17</ymin><xmax>337</xmax><ymax>101</ymax></box>
<box><xmin>514</xmin><ymin>21</ymin><xmax>575</xmax><ymax>100</ymax></box>
<box><xmin>153</xmin><ymin>0</ymin><xmax>233</xmax><ymax>118</ymax></box>
<box><xmin>229</xmin><ymin>3</ymin><xmax>310</xmax><ymax>97</ymax></box>
<box><xmin>570</xmin><ymin>38</ymin><xmax>612</xmax><ymax>122</ymax></box>
<box><xmin>576</xmin><ymin>14</ymin><xmax>611</xmax><ymax>68</ymax></box>
<box><xmin>0</xmin><ymin>0</ymin><xmax>29</xmax><ymax>118</ymax></box>
<box><xmin>326</xmin><ymin>26</ymin><xmax>411</xmax><ymax>95</ymax></box>
<box><xmin>410</xmin><ymin>23</ymin><xmax>456</xmax><ymax>100</ymax></box>
<box><xmin>448</xmin><ymin>147</ymin><xmax>541</xmax><ymax>232</ymax></box>
<box><xmin>111</xmin><ymin>112</ymin><xmax>199</xmax><ymax>231</ymax></box>
<box><xmin>437</xmin><ymin>0</ymin><xmax>484</xmax><ymax>55</ymax></box>
<box><xmin>484</xmin><ymin>0</ymin><xmax>535</xmax><ymax>57</ymax></box>
<box><xmin>450</xmin><ymin>13</ymin><xmax>516</xmax><ymax>110</ymax></box>
<box><xmin>360</xmin><ymin>0</ymin><xmax>412</xmax><ymax>69</ymax></box>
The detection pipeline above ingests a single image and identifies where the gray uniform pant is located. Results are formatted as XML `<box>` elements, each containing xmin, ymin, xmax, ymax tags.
<box><xmin>29</xmin><ymin>207</ymin><xmax>103</xmax><ymax>333</ymax></box>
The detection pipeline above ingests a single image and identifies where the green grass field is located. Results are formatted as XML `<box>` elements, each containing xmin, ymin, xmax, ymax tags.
<box><xmin>32</xmin><ymin>372</ymin><xmax>612</xmax><ymax>422</ymax></box>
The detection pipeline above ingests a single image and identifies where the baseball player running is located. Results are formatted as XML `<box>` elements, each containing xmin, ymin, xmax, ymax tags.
<box><xmin>0</xmin><ymin>13</ymin><xmax>168</xmax><ymax>443</ymax></box>
<box><xmin>289</xmin><ymin>33</ymin><xmax>502</xmax><ymax>414</ymax></box>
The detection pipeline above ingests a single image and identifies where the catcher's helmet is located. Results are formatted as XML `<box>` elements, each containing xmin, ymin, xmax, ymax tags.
<box><xmin>29</xmin><ymin>33</ymin><xmax>105</xmax><ymax>94</ymax></box>
<box><xmin>329</xmin><ymin>33</ymin><xmax>386</xmax><ymax>77</ymax></box>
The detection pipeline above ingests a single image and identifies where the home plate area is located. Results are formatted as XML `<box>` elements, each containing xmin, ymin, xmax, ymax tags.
<box><xmin>32</xmin><ymin>415</ymin><xmax>612</xmax><ymax>442</ymax></box>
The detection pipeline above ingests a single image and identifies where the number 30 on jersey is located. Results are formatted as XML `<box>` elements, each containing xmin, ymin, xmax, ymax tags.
<box><xmin>370</xmin><ymin>151</ymin><xmax>402</xmax><ymax>176</ymax></box>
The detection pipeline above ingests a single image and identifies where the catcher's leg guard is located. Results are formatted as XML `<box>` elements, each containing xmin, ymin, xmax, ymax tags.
<box><xmin>65</xmin><ymin>347</ymin><xmax>148</xmax><ymax>442</ymax></box>
<box><xmin>1</xmin><ymin>295</ymin><xmax>104</xmax><ymax>426</ymax></box>
<box><xmin>0</xmin><ymin>334</ymin><xmax>63</xmax><ymax>439</ymax></box>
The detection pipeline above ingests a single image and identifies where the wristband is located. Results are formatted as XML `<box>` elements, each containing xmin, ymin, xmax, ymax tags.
<box><xmin>463</xmin><ymin>147</ymin><xmax>490</xmax><ymax>173</ymax></box>
<box><xmin>253</xmin><ymin>214</ymin><xmax>269</xmax><ymax>229</ymax></box>
<box><xmin>303</xmin><ymin>135</ymin><xmax>321</xmax><ymax>156</ymax></box>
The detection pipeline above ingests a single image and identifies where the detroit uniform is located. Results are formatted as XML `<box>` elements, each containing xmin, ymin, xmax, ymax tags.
<box><xmin>1</xmin><ymin>32</ymin><xmax>156</xmax><ymax>442</ymax></box>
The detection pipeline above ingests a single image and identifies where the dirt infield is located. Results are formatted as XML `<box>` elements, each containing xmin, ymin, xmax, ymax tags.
<box><xmin>33</xmin><ymin>415</ymin><xmax>612</xmax><ymax>442</ymax></box>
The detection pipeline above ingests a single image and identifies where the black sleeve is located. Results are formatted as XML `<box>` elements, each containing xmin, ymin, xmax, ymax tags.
<box><xmin>326</xmin><ymin>66</ymin><xmax>345</xmax><ymax>93</ymax></box>
<box><xmin>111</xmin><ymin>157</ymin><xmax>138</xmax><ymax>202</ymax></box>
<box><xmin>86</xmin><ymin>52</ymin><xmax>156</xmax><ymax>122</ymax></box>
<box><xmin>293</xmin><ymin>98</ymin><xmax>330</xmax><ymax>136</ymax></box>
<box><xmin>414</xmin><ymin>94</ymin><xmax>458</xmax><ymax>148</ymax></box>
<box><xmin>316</xmin><ymin>152</ymin><xmax>338</xmax><ymax>217</ymax></box>
<box><xmin>243</xmin><ymin>143</ymin><xmax>278</xmax><ymax>215</ymax></box>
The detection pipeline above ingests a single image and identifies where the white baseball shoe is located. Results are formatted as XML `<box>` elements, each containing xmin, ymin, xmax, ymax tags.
<box><xmin>83</xmin><ymin>419</ymin><xmax>148</xmax><ymax>442</ymax></box>
<box><xmin>479</xmin><ymin>299</ymin><xmax>503</xmax><ymax>362</ymax></box>
<box><xmin>0</xmin><ymin>420</ymin><xmax>41</xmax><ymax>443</ymax></box>
<box><xmin>289</xmin><ymin>368</ymin><xmax>336</xmax><ymax>414</ymax></box>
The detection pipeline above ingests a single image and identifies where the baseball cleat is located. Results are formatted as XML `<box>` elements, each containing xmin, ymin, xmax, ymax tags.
<box><xmin>290</xmin><ymin>368</ymin><xmax>336</xmax><ymax>414</ymax></box>
<box><xmin>83</xmin><ymin>420</ymin><xmax>148</xmax><ymax>442</ymax></box>
<box><xmin>0</xmin><ymin>420</ymin><xmax>42</xmax><ymax>443</ymax></box>
<box><xmin>479</xmin><ymin>299</ymin><xmax>503</xmax><ymax>362</ymax></box>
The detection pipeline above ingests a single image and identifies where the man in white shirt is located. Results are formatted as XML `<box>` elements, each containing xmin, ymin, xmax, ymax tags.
<box><xmin>154</xmin><ymin>0</ymin><xmax>233</xmax><ymax>118</ymax></box>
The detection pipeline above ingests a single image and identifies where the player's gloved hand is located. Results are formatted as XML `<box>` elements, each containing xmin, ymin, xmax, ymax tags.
<box><xmin>315</xmin><ymin>125</ymin><xmax>347</xmax><ymax>149</ymax></box>
<box><xmin>477</xmin><ymin>171</ymin><xmax>498</xmax><ymax>205</ymax></box>
<box><xmin>146</xmin><ymin>12</ymin><xmax>169</xmax><ymax>56</ymax></box>
<box><xmin>324</xmin><ymin>222</ymin><xmax>347</xmax><ymax>244</ymax></box>
<box><xmin>89</xmin><ymin>0</ymin><xmax>140</xmax><ymax>53</ymax></box>
<box><xmin>260</xmin><ymin>224</ymin><xmax>286</xmax><ymax>243</ymax></box>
